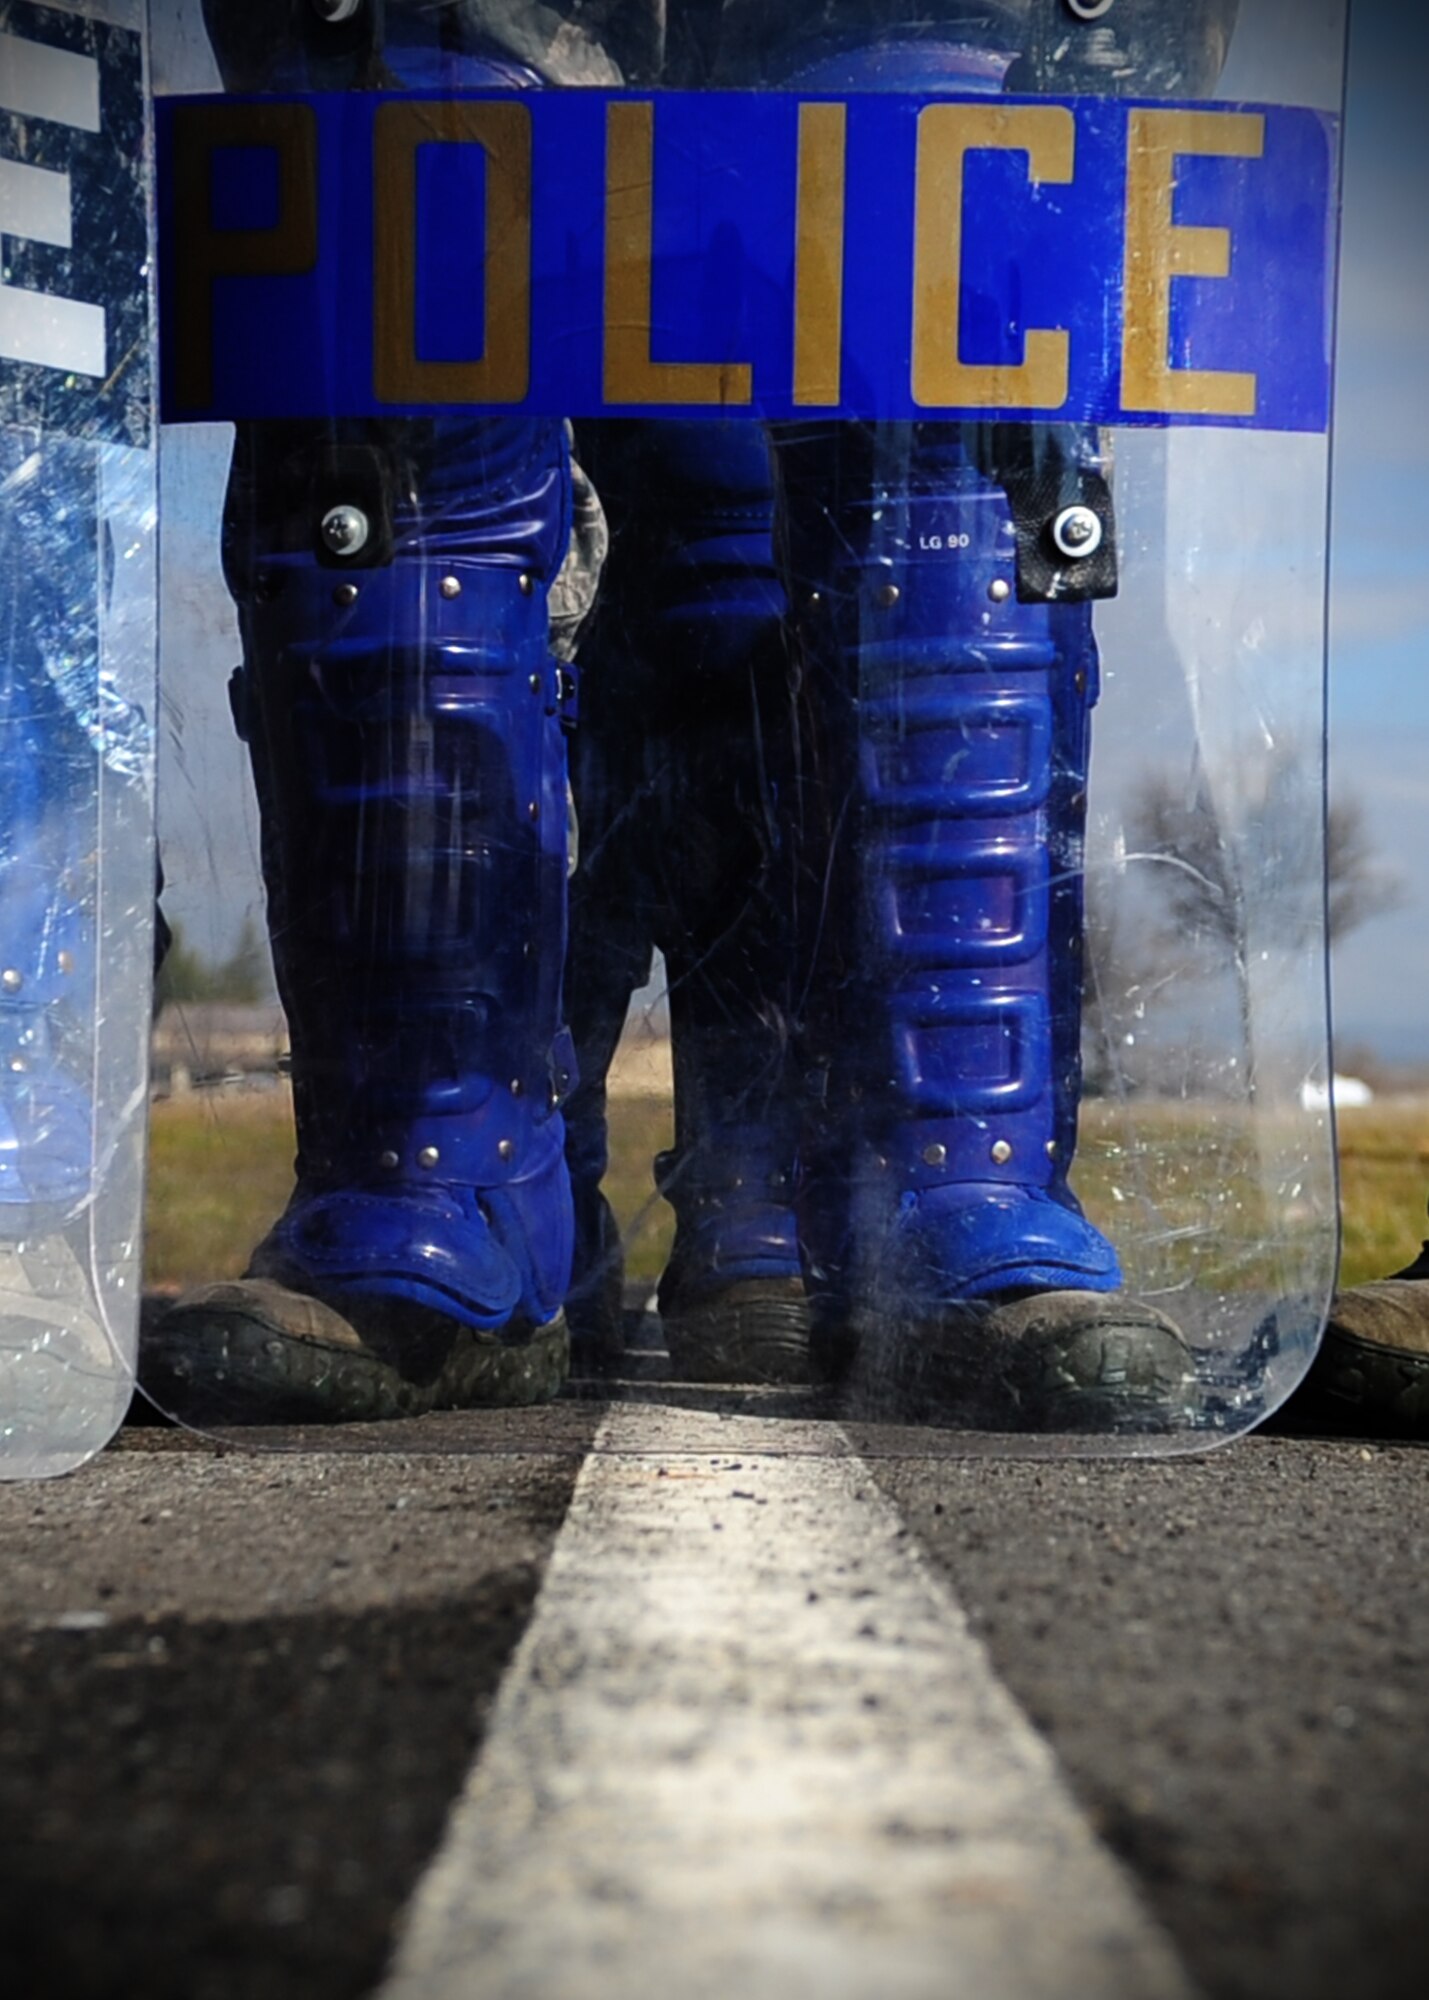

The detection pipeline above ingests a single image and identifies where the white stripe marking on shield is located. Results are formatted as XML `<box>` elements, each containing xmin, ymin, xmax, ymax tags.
<box><xmin>0</xmin><ymin>32</ymin><xmax>101</xmax><ymax>133</ymax></box>
<box><xmin>0</xmin><ymin>158</ymin><xmax>74</xmax><ymax>249</ymax></box>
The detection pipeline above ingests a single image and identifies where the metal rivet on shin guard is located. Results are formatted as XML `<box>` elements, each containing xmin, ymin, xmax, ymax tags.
<box><xmin>333</xmin><ymin>583</ymin><xmax>359</xmax><ymax>608</ymax></box>
<box><xmin>498</xmin><ymin>1139</ymin><xmax>515</xmax><ymax>1162</ymax></box>
<box><xmin>10</xmin><ymin>1058</ymin><xmax>27</xmax><ymax>1073</ymax></box>
<box><xmin>417</xmin><ymin>1147</ymin><xmax>440</xmax><ymax>1170</ymax></box>
<box><xmin>1046</xmin><ymin>1141</ymin><xmax>1059</xmax><ymax>1159</ymax></box>
<box><xmin>1065</xmin><ymin>0</ymin><xmax>1116</xmax><ymax>20</ymax></box>
<box><xmin>989</xmin><ymin>579</ymin><xmax>1011</xmax><ymax>604</ymax></box>
<box><xmin>440</xmin><ymin>576</ymin><xmax>462</xmax><ymax>600</ymax></box>
<box><xmin>510</xmin><ymin>1078</ymin><xmax>524</xmax><ymax>1097</ymax></box>
<box><xmin>57</xmin><ymin>951</ymin><xmax>74</xmax><ymax>975</ymax></box>
<box><xmin>807</xmin><ymin>591</ymin><xmax>823</xmax><ymax>612</ymax></box>
<box><xmin>527</xmin><ymin>801</ymin><xmax>540</xmax><ymax>822</ymax></box>
<box><xmin>311</xmin><ymin>0</ymin><xmax>364</xmax><ymax>21</ymax></box>
<box><xmin>922</xmin><ymin>1142</ymin><xmax>947</xmax><ymax>1168</ymax></box>
<box><xmin>2</xmin><ymin>969</ymin><xmax>22</xmax><ymax>993</ymax></box>
<box><xmin>992</xmin><ymin>1140</ymin><xmax>1014</xmax><ymax>1165</ymax></box>
<box><xmin>529</xmin><ymin>674</ymin><xmax>542</xmax><ymax>694</ymax></box>
<box><xmin>379</xmin><ymin>1150</ymin><xmax>400</xmax><ymax>1172</ymax></box>
<box><xmin>878</xmin><ymin>582</ymin><xmax>901</xmax><ymax>609</ymax></box>
<box><xmin>1075</xmin><ymin>670</ymin><xmax>1088</xmax><ymax>695</ymax></box>
<box><xmin>519</xmin><ymin>573</ymin><xmax>535</xmax><ymax>596</ymax></box>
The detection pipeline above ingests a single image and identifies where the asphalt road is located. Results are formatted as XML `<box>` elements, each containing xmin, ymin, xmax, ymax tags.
<box><xmin>0</xmin><ymin>1396</ymin><xmax>1425</xmax><ymax>2000</ymax></box>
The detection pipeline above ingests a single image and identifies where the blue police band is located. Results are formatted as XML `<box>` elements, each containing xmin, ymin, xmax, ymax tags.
<box><xmin>159</xmin><ymin>89</ymin><xmax>1334</xmax><ymax>432</ymax></box>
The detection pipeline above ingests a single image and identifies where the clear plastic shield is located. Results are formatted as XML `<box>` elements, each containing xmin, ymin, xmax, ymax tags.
<box><xmin>0</xmin><ymin>0</ymin><xmax>156</xmax><ymax>1479</ymax></box>
<box><xmin>143</xmin><ymin>0</ymin><xmax>1346</xmax><ymax>1455</ymax></box>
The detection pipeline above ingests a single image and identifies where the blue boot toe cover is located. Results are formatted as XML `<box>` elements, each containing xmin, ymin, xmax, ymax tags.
<box><xmin>252</xmin><ymin>1153</ymin><xmax>573</xmax><ymax>1338</ymax></box>
<box><xmin>882</xmin><ymin>1183</ymin><xmax>1122</xmax><ymax>1304</ymax></box>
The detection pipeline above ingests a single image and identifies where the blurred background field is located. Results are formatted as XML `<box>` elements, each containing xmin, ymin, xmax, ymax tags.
<box><xmin>1332</xmin><ymin>1102</ymin><xmax>1429</xmax><ymax>1286</ymax></box>
<box><xmin>143</xmin><ymin>1046</ymin><xmax>1429</xmax><ymax>1301</ymax></box>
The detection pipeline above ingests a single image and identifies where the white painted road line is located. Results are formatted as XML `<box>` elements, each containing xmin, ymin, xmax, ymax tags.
<box><xmin>382</xmin><ymin>1408</ymin><xmax>1198</xmax><ymax>2000</ymax></box>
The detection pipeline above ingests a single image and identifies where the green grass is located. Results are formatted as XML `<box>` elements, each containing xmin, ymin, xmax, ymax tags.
<box><xmin>142</xmin><ymin>1087</ymin><xmax>1429</xmax><ymax>1299</ymax></box>
<box><xmin>1333</xmin><ymin>1103</ymin><xmax>1429</xmax><ymax>1288</ymax></box>
<box><xmin>144</xmin><ymin>1089</ymin><xmax>300</xmax><ymax>1293</ymax></box>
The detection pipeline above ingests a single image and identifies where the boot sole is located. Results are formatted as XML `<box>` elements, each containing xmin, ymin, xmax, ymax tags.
<box><xmin>844</xmin><ymin>1291</ymin><xmax>1200</xmax><ymax>1434</ymax></box>
<box><xmin>140</xmin><ymin>1280</ymin><xmax>569</xmax><ymax>1426</ymax></box>
<box><xmin>1302</xmin><ymin>1324</ymin><xmax>1429</xmax><ymax>1433</ymax></box>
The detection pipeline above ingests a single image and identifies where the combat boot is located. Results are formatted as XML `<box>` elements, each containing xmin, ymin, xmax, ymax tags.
<box><xmin>1298</xmin><ymin>1242</ymin><xmax>1429</xmax><ymax>1434</ymax></box>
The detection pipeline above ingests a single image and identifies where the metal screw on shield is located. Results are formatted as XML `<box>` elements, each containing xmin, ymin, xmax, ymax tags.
<box><xmin>1050</xmin><ymin>504</ymin><xmax>1105</xmax><ymax>561</ymax></box>
<box><xmin>311</xmin><ymin>0</ymin><xmax>364</xmax><ymax>23</ymax></box>
<box><xmin>1065</xmin><ymin>0</ymin><xmax>1116</xmax><ymax>21</ymax></box>
<box><xmin>321</xmin><ymin>505</ymin><xmax>370</xmax><ymax>558</ymax></box>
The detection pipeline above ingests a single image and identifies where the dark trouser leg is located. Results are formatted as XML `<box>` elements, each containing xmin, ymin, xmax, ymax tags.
<box><xmin>565</xmin><ymin>420</ymin><xmax>807</xmax><ymax>1382</ymax></box>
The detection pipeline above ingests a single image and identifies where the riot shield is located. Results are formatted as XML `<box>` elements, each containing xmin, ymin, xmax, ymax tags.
<box><xmin>143</xmin><ymin>0</ymin><xmax>1347</xmax><ymax>1455</ymax></box>
<box><xmin>0</xmin><ymin>0</ymin><xmax>156</xmax><ymax>1479</ymax></box>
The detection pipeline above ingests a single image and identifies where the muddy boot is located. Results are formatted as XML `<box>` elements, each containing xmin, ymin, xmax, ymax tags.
<box><xmin>1298</xmin><ymin>1243</ymin><xmax>1429</xmax><ymax>1434</ymax></box>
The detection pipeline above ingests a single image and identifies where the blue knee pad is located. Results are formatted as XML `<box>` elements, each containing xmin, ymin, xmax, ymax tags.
<box><xmin>227</xmin><ymin>415</ymin><xmax>577</xmax><ymax>1333</ymax></box>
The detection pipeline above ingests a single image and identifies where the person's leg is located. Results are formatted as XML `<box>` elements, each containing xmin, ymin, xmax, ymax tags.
<box><xmin>644</xmin><ymin>423</ymin><xmax>806</xmax><ymax>1382</ymax></box>
<box><xmin>725</xmin><ymin>4</ymin><xmax>1241</xmax><ymax>1427</ymax></box>
<box><xmin>565</xmin><ymin>420</ymin><xmax>808</xmax><ymax>1382</ymax></box>
<box><xmin>145</xmin><ymin>414</ymin><xmax>581</xmax><ymax>1422</ymax></box>
<box><xmin>772</xmin><ymin>417</ymin><xmax>1195</xmax><ymax>1426</ymax></box>
<box><xmin>561</xmin><ymin>425</ymin><xmax>660</xmax><ymax>1371</ymax></box>
<box><xmin>147</xmin><ymin>3</ymin><xmax>617</xmax><ymax>1421</ymax></box>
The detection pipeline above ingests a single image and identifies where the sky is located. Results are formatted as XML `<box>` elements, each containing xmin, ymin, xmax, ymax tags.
<box><xmin>148</xmin><ymin>0</ymin><xmax>1429</xmax><ymax>1065</ymax></box>
<box><xmin>1317</xmin><ymin>0</ymin><xmax>1429</xmax><ymax>1062</ymax></box>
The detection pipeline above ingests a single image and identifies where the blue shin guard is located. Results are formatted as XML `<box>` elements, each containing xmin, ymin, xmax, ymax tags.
<box><xmin>754</xmin><ymin>27</ymin><xmax>1198</xmax><ymax>1425</ymax></box>
<box><xmin>0</xmin><ymin>444</ymin><xmax>116</xmax><ymax>1225</ymax></box>
<box><xmin>564</xmin><ymin>420</ymin><xmax>805</xmax><ymax>1376</ymax></box>
<box><xmin>226</xmin><ymin>416</ymin><xmax>577</xmax><ymax>1350</ymax></box>
<box><xmin>0</xmin><ymin>662</ymin><xmax>94</xmax><ymax>1221</ymax></box>
<box><xmin>145</xmin><ymin>23</ymin><xmax>587</xmax><ymax>1421</ymax></box>
<box><xmin>778</xmin><ymin>421</ymin><xmax>1121</xmax><ymax>1351</ymax></box>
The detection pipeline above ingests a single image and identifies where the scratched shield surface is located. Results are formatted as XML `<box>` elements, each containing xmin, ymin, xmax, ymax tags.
<box><xmin>0</xmin><ymin>0</ymin><xmax>157</xmax><ymax>1479</ymax></box>
<box><xmin>143</xmin><ymin>0</ymin><xmax>1347</xmax><ymax>1456</ymax></box>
